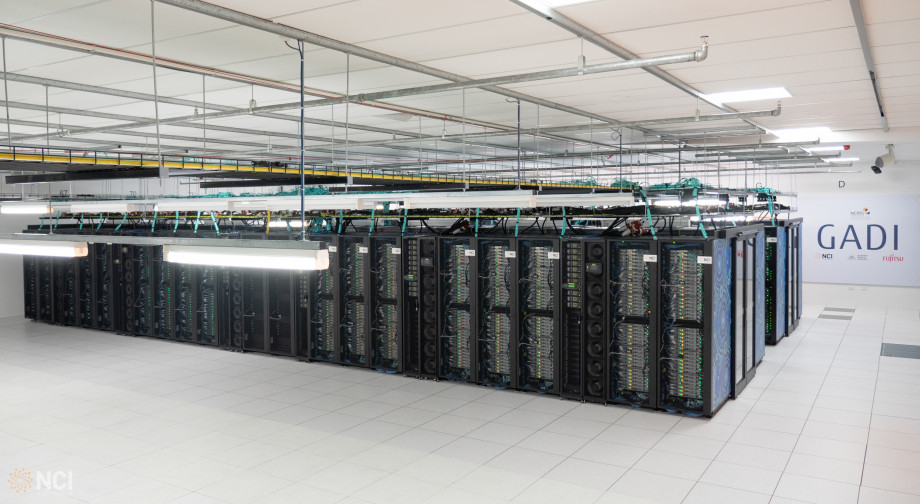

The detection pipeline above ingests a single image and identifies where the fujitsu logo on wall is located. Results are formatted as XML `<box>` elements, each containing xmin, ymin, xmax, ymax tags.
<box><xmin>882</xmin><ymin>254</ymin><xmax>904</xmax><ymax>262</ymax></box>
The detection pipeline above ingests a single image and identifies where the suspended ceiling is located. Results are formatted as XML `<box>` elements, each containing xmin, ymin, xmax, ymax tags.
<box><xmin>0</xmin><ymin>0</ymin><xmax>917</xmax><ymax>188</ymax></box>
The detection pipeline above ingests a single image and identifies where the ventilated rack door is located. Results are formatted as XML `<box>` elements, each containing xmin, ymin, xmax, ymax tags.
<box><xmin>415</xmin><ymin>237</ymin><xmax>439</xmax><ymax>378</ymax></box>
<box><xmin>78</xmin><ymin>254</ymin><xmax>94</xmax><ymax>328</ymax></box>
<box><xmin>53</xmin><ymin>257</ymin><xmax>78</xmax><ymax>327</ymax></box>
<box><xmin>581</xmin><ymin>239</ymin><xmax>608</xmax><ymax>404</ymax></box>
<box><xmin>267</xmin><ymin>271</ymin><xmax>294</xmax><ymax>355</ymax></box>
<box><xmin>36</xmin><ymin>256</ymin><xmax>54</xmax><ymax>324</ymax></box>
<box><xmin>765</xmin><ymin>226</ymin><xmax>787</xmax><ymax>345</ymax></box>
<box><xmin>309</xmin><ymin>237</ymin><xmax>337</xmax><ymax>362</ymax></box>
<box><xmin>440</xmin><ymin>238</ymin><xmax>475</xmax><ymax>382</ymax></box>
<box><xmin>371</xmin><ymin>237</ymin><xmax>402</xmax><ymax>372</ymax></box>
<box><xmin>197</xmin><ymin>266</ymin><xmax>218</xmax><ymax>346</ymax></box>
<box><xmin>609</xmin><ymin>241</ymin><xmax>656</xmax><ymax>408</ymax></box>
<box><xmin>560</xmin><ymin>240</ymin><xmax>584</xmax><ymax>400</ymax></box>
<box><xmin>154</xmin><ymin>247</ymin><xmax>175</xmax><ymax>339</ymax></box>
<box><xmin>294</xmin><ymin>271</ymin><xmax>310</xmax><ymax>359</ymax></box>
<box><xmin>23</xmin><ymin>257</ymin><xmax>38</xmax><ymax>320</ymax></box>
<box><xmin>754</xmin><ymin>232</ymin><xmax>766</xmax><ymax>366</ymax></box>
<box><xmin>478</xmin><ymin>239</ymin><xmax>516</xmax><ymax>388</ymax></box>
<box><xmin>174</xmin><ymin>264</ymin><xmax>196</xmax><ymax>342</ymax></box>
<box><xmin>519</xmin><ymin>239</ymin><xmax>558</xmax><ymax>393</ymax></box>
<box><xmin>134</xmin><ymin>246</ymin><xmax>155</xmax><ymax>337</ymax></box>
<box><xmin>340</xmin><ymin>237</ymin><xmax>370</xmax><ymax>366</ymax></box>
<box><xmin>241</xmin><ymin>270</ymin><xmax>266</xmax><ymax>351</ymax></box>
<box><xmin>222</xmin><ymin>269</ymin><xmax>245</xmax><ymax>350</ymax></box>
<box><xmin>93</xmin><ymin>244</ymin><xmax>113</xmax><ymax>331</ymax></box>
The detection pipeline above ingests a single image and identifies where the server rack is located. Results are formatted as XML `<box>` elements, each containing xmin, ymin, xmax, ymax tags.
<box><xmin>410</xmin><ymin>236</ymin><xmax>439</xmax><ymax>379</ymax></box>
<box><xmin>784</xmin><ymin>219</ymin><xmax>804</xmax><ymax>335</ymax></box>
<box><xmin>197</xmin><ymin>265</ymin><xmax>219</xmax><ymax>346</ymax></box>
<box><xmin>155</xmin><ymin>247</ymin><xmax>175</xmax><ymax>339</ymax></box>
<box><xmin>657</xmin><ymin>235</ymin><xmax>733</xmax><ymax>416</ymax></box>
<box><xmin>729</xmin><ymin>226</ymin><xmax>764</xmax><ymax>398</ymax></box>
<box><xmin>518</xmin><ymin>239</ymin><xmax>559</xmax><ymax>394</ymax></box>
<box><xmin>23</xmin><ymin>256</ymin><xmax>38</xmax><ymax>320</ymax></box>
<box><xmin>339</xmin><ymin>235</ymin><xmax>371</xmax><ymax>367</ymax></box>
<box><xmin>765</xmin><ymin>225</ymin><xmax>787</xmax><ymax>345</ymax></box>
<box><xmin>93</xmin><ymin>243</ymin><xmax>114</xmax><ymax>331</ymax></box>
<box><xmin>370</xmin><ymin>236</ymin><xmax>403</xmax><ymax>372</ymax></box>
<box><xmin>608</xmin><ymin>238</ymin><xmax>658</xmax><ymax>409</ymax></box>
<box><xmin>477</xmin><ymin>238</ymin><xmax>516</xmax><ymax>388</ymax></box>
<box><xmin>77</xmin><ymin>254</ymin><xmax>94</xmax><ymax>328</ymax></box>
<box><xmin>307</xmin><ymin>235</ymin><xmax>338</xmax><ymax>362</ymax></box>
<box><xmin>439</xmin><ymin>237</ymin><xmax>477</xmax><ymax>382</ymax></box>
<box><xmin>51</xmin><ymin>257</ymin><xmax>79</xmax><ymax>327</ymax></box>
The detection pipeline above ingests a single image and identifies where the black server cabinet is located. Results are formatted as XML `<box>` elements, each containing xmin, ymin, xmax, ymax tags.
<box><xmin>112</xmin><ymin>245</ymin><xmax>156</xmax><ymax>337</ymax></box>
<box><xmin>340</xmin><ymin>236</ymin><xmax>371</xmax><ymax>367</ymax></box>
<box><xmin>293</xmin><ymin>270</ymin><xmax>309</xmax><ymax>358</ymax></box>
<box><xmin>477</xmin><ymin>238</ymin><xmax>517</xmax><ymax>388</ymax></box>
<box><xmin>77</xmin><ymin>254</ymin><xmax>94</xmax><ymax>328</ymax></box>
<box><xmin>93</xmin><ymin>243</ymin><xmax>114</xmax><ymax>332</ymax></box>
<box><xmin>658</xmin><ymin>236</ymin><xmax>733</xmax><ymax>417</ymax></box>
<box><xmin>439</xmin><ymin>237</ymin><xmax>477</xmax><ymax>382</ymax></box>
<box><xmin>36</xmin><ymin>256</ymin><xmax>54</xmax><ymax>324</ymax></box>
<box><xmin>197</xmin><ymin>265</ymin><xmax>218</xmax><ymax>346</ymax></box>
<box><xmin>133</xmin><ymin>246</ymin><xmax>156</xmax><ymax>337</ymax></box>
<box><xmin>174</xmin><ymin>264</ymin><xmax>197</xmax><ymax>342</ymax></box>
<box><xmin>410</xmin><ymin>236</ymin><xmax>439</xmax><ymax>379</ymax></box>
<box><xmin>370</xmin><ymin>236</ymin><xmax>403</xmax><ymax>372</ymax></box>
<box><xmin>308</xmin><ymin>235</ymin><xmax>338</xmax><ymax>362</ymax></box>
<box><xmin>155</xmin><ymin>247</ymin><xmax>175</xmax><ymax>340</ymax></box>
<box><xmin>266</xmin><ymin>270</ymin><xmax>295</xmax><ymax>356</ymax></box>
<box><xmin>241</xmin><ymin>270</ymin><xmax>266</xmax><ymax>351</ymax></box>
<box><xmin>559</xmin><ymin>238</ymin><xmax>608</xmax><ymax>403</ymax></box>
<box><xmin>52</xmin><ymin>257</ymin><xmax>78</xmax><ymax>327</ymax></box>
<box><xmin>560</xmin><ymin>239</ymin><xmax>584</xmax><ymax>400</ymax></box>
<box><xmin>765</xmin><ymin>226</ymin><xmax>787</xmax><ymax>345</ymax></box>
<box><xmin>23</xmin><ymin>256</ymin><xmax>38</xmax><ymax>320</ymax></box>
<box><xmin>518</xmin><ymin>239</ymin><xmax>559</xmax><ymax>394</ymax></box>
<box><xmin>608</xmin><ymin>238</ymin><xmax>658</xmax><ymax>409</ymax></box>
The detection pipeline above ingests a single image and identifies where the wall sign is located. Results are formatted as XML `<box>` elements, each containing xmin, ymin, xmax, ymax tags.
<box><xmin>797</xmin><ymin>196</ymin><xmax>919</xmax><ymax>287</ymax></box>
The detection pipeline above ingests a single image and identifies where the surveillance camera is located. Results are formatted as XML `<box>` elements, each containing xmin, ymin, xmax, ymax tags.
<box><xmin>874</xmin><ymin>153</ymin><xmax>895</xmax><ymax>168</ymax></box>
<box><xmin>871</xmin><ymin>165</ymin><xmax>882</xmax><ymax>175</ymax></box>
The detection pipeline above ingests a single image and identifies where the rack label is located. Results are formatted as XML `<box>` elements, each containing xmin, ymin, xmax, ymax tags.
<box><xmin>328</xmin><ymin>246</ymin><xmax>337</xmax><ymax>253</ymax></box>
<box><xmin>547</xmin><ymin>251</ymin><xmax>560</xmax><ymax>260</ymax></box>
<box><xmin>643</xmin><ymin>254</ymin><xmax>658</xmax><ymax>263</ymax></box>
<box><xmin>464</xmin><ymin>249</ymin><xmax>476</xmax><ymax>257</ymax></box>
<box><xmin>358</xmin><ymin>246</ymin><xmax>369</xmax><ymax>254</ymax></box>
<box><xmin>391</xmin><ymin>247</ymin><xmax>401</xmax><ymax>255</ymax></box>
<box><xmin>697</xmin><ymin>255</ymin><xmax>713</xmax><ymax>265</ymax></box>
<box><xmin>767</xmin><ymin>237</ymin><xmax>778</xmax><ymax>243</ymax></box>
<box><xmin>504</xmin><ymin>251</ymin><xmax>517</xmax><ymax>259</ymax></box>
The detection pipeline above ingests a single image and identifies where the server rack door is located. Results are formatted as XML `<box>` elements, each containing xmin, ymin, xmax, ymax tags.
<box><xmin>559</xmin><ymin>239</ymin><xmax>585</xmax><ymax>400</ymax></box>
<box><xmin>732</xmin><ymin>238</ymin><xmax>745</xmax><ymax>395</ymax></box>
<box><xmin>309</xmin><ymin>237</ymin><xmax>337</xmax><ymax>362</ymax></box>
<box><xmin>36</xmin><ymin>256</ymin><xmax>54</xmax><ymax>324</ymax></box>
<box><xmin>267</xmin><ymin>271</ymin><xmax>294</xmax><ymax>355</ymax></box>
<box><xmin>417</xmin><ymin>237</ymin><xmax>439</xmax><ymax>379</ymax></box>
<box><xmin>439</xmin><ymin>238</ymin><xmax>476</xmax><ymax>382</ymax></box>
<box><xmin>155</xmin><ymin>248</ymin><xmax>175</xmax><ymax>339</ymax></box>
<box><xmin>23</xmin><ymin>256</ymin><xmax>38</xmax><ymax>320</ymax></box>
<box><xmin>340</xmin><ymin>236</ymin><xmax>370</xmax><ymax>367</ymax></box>
<box><xmin>795</xmin><ymin>226</ymin><xmax>803</xmax><ymax>321</ymax></box>
<box><xmin>134</xmin><ymin>246</ymin><xmax>155</xmax><ymax>337</ymax></box>
<box><xmin>241</xmin><ymin>270</ymin><xmax>267</xmax><ymax>351</ymax></box>
<box><xmin>94</xmin><ymin>244</ymin><xmax>113</xmax><ymax>331</ymax></box>
<box><xmin>754</xmin><ymin>232</ymin><xmax>766</xmax><ymax>365</ymax></box>
<box><xmin>403</xmin><ymin>237</ymin><xmax>422</xmax><ymax>377</ymax></box>
<box><xmin>197</xmin><ymin>266</ymin><xmax>218</xmax><ymax>346</ymax></box>
<box><xmin>294</xmin><ymin>271</ymin><xmax>310</xmax><ymax>359</ymax></box>
<box><xmin>582</xmin><ymin>239</ymin><xmax>608</xmax><ymax>404</ymax></box>
<box><xmin>609</xmin><ymin>240</ymin><xmax>656</xmax><ymax>408</ymax></box>
<box><xmin>370</xmin><ymin>237</ymin><xmax>403</xmax><ymax>372</ymax></box>
<box><xmin>659</xmin><ymin>241</ymin><xmax>707</xmax><ymax>414</ymax></box>
<box><xmin>226</xmin><ymin>269</ymin><xmax>245</xmax><ymax>350</ymax></box>
<box><xmin>519</xmin><ymin>239</ymin><xmax>559</xmax><ymax>394</ymax></box>
<box><xmin>174</xmin><ymin>264</ymin><xmax>196</xmax><ymax>342</ymax></box>
<box><xmin>78</xmin><ymin>255</ymin><xmax>94</xmax><ymax>328</ymax></box>
<box><xmin>478</xmin><ymin>238</ymin><xmax>515</xmax><ymax>388</ymax></box>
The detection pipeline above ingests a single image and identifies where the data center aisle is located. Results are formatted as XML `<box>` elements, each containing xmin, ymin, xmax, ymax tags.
<box><xmin>0</xmin><ymin>305</ymin><xmax>918</xmax><ymax>504</ymax></box>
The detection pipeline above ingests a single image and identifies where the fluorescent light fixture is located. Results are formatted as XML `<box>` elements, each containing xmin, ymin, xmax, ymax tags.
<box><xmin>163</xmin><ymin>245</ymin><xmax>329</xmax><ymax>271</ymax></box>
<box><xmin>804</xmin><ymin>145</ymin><xmax>848</xmax><ymax>153</ymax></box>
<box><xmin>0</xmin><ymin>238</ymin><xmax>88</xmax><ymax>257</ymax></box>
<box><xmin>770</xmin><ymin>127</ymin><xmax>832</xmax><ymax>142</ymax></box>
<box><xmin>0</xmin><ymin>203</ymin><xmax>51</xmax><ymax>215</ymax></box>
<box><xmin>268</xmin><ymin>220</ymin><xmax>305</xmax><ymax>228</ymax></box>
<box><xmin>534</xmin><ymin>193</ymin><xmax>633</xmax><ymax>207</ymax></box>
<box><xmin>704</xmin><ymin>87</ymin><xmax>790</xmax><ymax>104</ymax></box>
<box><xmin>654</xmin><ymin>198</ymin><xmax>724</xmax><ymax>207</ymax></box>
<box><xmin>155</xmin><ymin>200</ymin><xmax>230</xmax><ymax>212</ymax></box>
<box><xmin>518</xmin><ymin>0</ymin><xmax>597</xmax><ymax>8</ymax></box>
<box><xmin>689</xmin><ymin>215</ymin><xmax>754</xmax><ymax>223</ymax></box>
<box><xmin>824</xmin><ymin>157</ymin><xmax>859</xmax><ymax>163</ymax></box>
<box><xmin>67</xmin><ymin>202</ymin><xmax>136</xmax><ymax>213</ymax></box>
<box><xmin>228</xmin><ymin>200</ymin><xmax>268</xmax><ymax>211</ymax></box>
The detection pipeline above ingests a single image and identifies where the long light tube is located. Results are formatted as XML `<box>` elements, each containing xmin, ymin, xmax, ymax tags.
<box><xmin>163</xmin><ymin>245</ymin><xmax>329</xmax><ymax>271</ymax></box>
<box><xmin>0</xmin><ymin>239</ymin><xmax>88</xmax><ymax>257</ymax></box>
<box><xmin>0</xmin><ymin>204</ymin><xmax>52</xmax><ymax>214</ymax></box>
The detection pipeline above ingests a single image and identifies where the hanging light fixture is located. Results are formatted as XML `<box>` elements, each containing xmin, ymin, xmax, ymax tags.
<box><xmin>163</xmin><ymin>245</ymin><xmax>328</xmax><ymax>271</ymax></box>
<box><xmin>0</xmin><ymin>238</ymin><xmax>88</xmax><ymax>257</ymax></box>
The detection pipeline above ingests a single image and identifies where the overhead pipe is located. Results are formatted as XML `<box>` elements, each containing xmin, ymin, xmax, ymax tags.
<box><xmin>9</xmin><ymin>40</ymin><xmax>711</xmax><ymax>144</ymax></box>
<box><xmin>155</xmin><ymin>0</ymin><xmax>650</xmax><ymax>130</ymax></box>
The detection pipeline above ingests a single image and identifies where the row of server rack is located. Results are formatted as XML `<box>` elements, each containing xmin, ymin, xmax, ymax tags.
<box><xmin>22</xmin><ymin>219</ymin><xmax>803</xmax><ymax>417</ymax></box>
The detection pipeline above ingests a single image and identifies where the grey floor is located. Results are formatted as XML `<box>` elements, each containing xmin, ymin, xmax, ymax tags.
<box><xmin>0</xmin><ymin>305</ymin><xmax>918</xmax><ymax>504</ymax></box>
